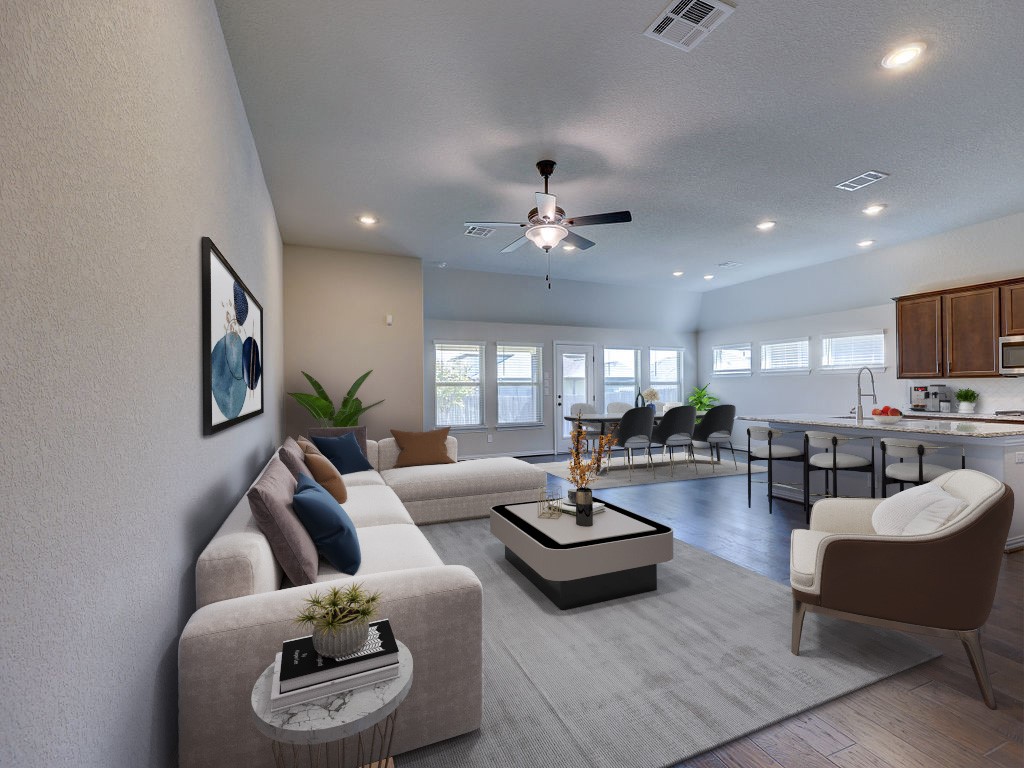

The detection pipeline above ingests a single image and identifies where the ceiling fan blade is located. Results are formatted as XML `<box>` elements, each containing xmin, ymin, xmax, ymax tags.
<box><xmin>535</xmin><ymin>192</ymin><xmax>557</xmax><ymax>222</ymax></box>
<box><xmin>562</xmin><ymin>230</ymin><xmax>596</xmax><ymax>251</ymax></box>
<box><xmin>500</xmin><ymin>236</ymin><xmax>530</xmax><ymax>253</ymax></box>
<box><xmin>564</xmin><ymin>210</ymin><xmax>632</xmax><ymax>227</ymax></box>
<box><xmin>463</xmin><ymin>221</ymin><xmax>527</xmax><ymax>227</ymax></box>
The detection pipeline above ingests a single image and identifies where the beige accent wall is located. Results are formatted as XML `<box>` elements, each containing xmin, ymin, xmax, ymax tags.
<box><xmin>284</xmin><ymin>246</ymin><xmax>424</xmax><ymax>440</ymax></box>
<box><xmin>0</xmin><ymin>1</ymin><xmax>282</xmax><ymax>765</ymax></box>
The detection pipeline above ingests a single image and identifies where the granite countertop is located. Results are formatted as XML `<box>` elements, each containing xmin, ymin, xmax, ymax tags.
<box><xmin>739</xmin><ymin>414</ymin><xmax>1024</xmax><ymax>439</ymax></box>
<box><xmin>901</xmin><ymin>410</ymin><xmax>1024</xmax><ymax>423</ymax></box>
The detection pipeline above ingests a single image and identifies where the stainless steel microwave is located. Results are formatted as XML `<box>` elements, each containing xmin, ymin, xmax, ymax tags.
<box><xmin>999</xmin><ymin>335</ymin><xmax>1024</xmax><ymax>376</ymax></box>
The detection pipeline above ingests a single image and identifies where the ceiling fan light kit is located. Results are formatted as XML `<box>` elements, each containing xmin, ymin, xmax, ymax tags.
<box><xmin>525</xmin><ymin>223</ymin><xmax>568</xmax><ymax>251</ymax></box>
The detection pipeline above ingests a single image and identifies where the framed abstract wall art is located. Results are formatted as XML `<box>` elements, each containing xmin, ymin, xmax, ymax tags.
<box><xmin>202</xmin><ymin>237</ymin><xmax>264</xmax><ymax>434</ymax></box>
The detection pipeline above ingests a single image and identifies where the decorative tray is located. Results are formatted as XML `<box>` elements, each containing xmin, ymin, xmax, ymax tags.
<box><xmin>558</xmin><ymin>500</ymin><xmax>607</xmax><ymax>514</ymax></box>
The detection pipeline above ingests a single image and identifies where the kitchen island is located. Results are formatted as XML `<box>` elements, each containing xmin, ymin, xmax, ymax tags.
<box><xmin>739</xmin><ymin>413</ymin><xmax>1024</xmax><ymax>549</ymax></box>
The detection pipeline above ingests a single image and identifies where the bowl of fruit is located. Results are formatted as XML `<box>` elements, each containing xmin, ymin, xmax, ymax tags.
<box><xmin>871</xmin><ymin>406</ymin><xmax>903</xmax><ymax>425</ymax></box>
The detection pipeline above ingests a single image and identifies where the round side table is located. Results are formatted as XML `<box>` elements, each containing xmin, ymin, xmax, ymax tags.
<box><xmin>251</xmin><ymin>641</ymin><xmax>413</xmax><ymax>768</ymax></box>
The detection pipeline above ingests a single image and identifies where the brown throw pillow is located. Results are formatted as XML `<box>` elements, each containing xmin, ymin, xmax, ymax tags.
<box><xmin>391</xmin><ymin>428</ymin><xmax>454</xmax><ymax>468</ymax></box>
<box><xmin>278</xmin><ymin>437</ymin><xmax>307</xmax><ymax>480</ymax></box>
<box><xmin>246</xmin><ymin>456</ymin><xmax>318</xmax><ymax>586</ymax></box>
<box><xmin>303</xmin><ymin>452</ymin><xmax>348</xmax><ymax>504</ymax></box>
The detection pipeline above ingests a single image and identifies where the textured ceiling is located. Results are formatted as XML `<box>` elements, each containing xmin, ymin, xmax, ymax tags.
<box><xmin>214</xmin><ymin>0</ymin><xmax>1024</xmax><ymax>290</ymax></box>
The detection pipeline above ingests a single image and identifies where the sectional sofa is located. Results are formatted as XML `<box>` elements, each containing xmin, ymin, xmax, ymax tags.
<box><xmin>178</xmin><ymin>434</ymin><xmax>546</xmax><ymax>767</ymax></box>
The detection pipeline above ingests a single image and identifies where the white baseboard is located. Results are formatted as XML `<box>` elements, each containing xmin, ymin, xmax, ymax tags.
<box><xmin>459</xmin><ymin>449</ymin><xmax>554</xmax><ymax>460</ymax></box>
<box><xmin>1005</xmin><ymin>534</ymin><xmax>1024</xmax><ymax>553</ymax></box>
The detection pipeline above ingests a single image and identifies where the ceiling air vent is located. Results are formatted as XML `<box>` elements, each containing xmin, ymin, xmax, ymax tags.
<box><xmin>464</xmin><ymin>226</ymin><xmax>495</xmax><ymax>238</ymax></box>
<box><xmin>717</xmin><ymin>261</ymin><xmax>742</xmax><ymax>269</ymax></box>
<box><xmin>835</xmin><ymin>171</ymin><xmax>890</xmax><ymax>192</ymax></box>
<box><xmin>644</xmin><ymin>0</ymin><xmax>735</xmax><ymax>52</ymax></box>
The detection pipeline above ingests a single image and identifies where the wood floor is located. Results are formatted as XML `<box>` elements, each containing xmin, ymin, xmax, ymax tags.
<box><xmin>524</xmin><ymin>455</ymin><xmax>1024</xmax><ymax>768</ymax></box>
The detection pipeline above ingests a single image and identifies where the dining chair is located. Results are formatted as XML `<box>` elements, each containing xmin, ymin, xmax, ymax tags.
<box><xmin>611</xmin><ymin>406</ymin><xmax>655</xmax><ymax>480</ymax></box>
<box><xmin>803</xmin><ymin>431</ymin><xmax>874</xmax><ymax>523</ymax></box>
<box><xmin>880</xmin><ymin>438</ymin><xmax>966</xmax><ymax>496</ymax></box>
<box><xmin>606</xmin><ymin>402</ymin><xmax>630</xmax><ymax>415</ymax></box>
<box><xmin>747</xmin><ymin>427</ymin><xmax>805</xmax><ymax>513</ymax></box>
<box><xmin>569</xmin><ymin>403</ymin><xmax>600</xmax><ymax>452</ymax></box>
<box><xmin>650</xmin><ymin>405</ymin><xmax>697</xmax><ymax>475</ymax></box>
<box><xmin>691</xmin><ymin>404</ymin><xmax>737</xmax><ymax>472</ymax></box>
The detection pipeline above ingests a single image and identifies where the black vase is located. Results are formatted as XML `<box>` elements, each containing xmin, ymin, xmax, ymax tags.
<box><xmin>575</xmin><ymin>487</ymin><xmax>593</xmax><ymax>526</ymax></box>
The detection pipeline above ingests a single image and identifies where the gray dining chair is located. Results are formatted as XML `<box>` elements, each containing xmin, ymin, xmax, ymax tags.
<box><xmin>691</xmin><ymin>404</ymin><xmax>737</xmax><ymax>472</ymax></box>
<box><xmin>569</xmin><ymin>402</ymin><xmax>599</xmax><ymax>452</ymax></box>
<box><xmin>611</xmin><ymin>406</ymin><xmax>655</xmax><ymax>480</ymax></box>
<box><xmin>650</xmin><ymin>405</ymin><xmax>697</xmax><ymax>475</ymax></box>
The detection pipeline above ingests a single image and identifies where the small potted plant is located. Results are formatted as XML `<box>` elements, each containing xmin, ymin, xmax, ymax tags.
<box><xmin>688</xmin><ymin>383</ymin><xmax>719</xmax><ymax>413</ymax></box>
<box><xmin>955</xmin><ymin>387</ymin><xmax>979</xmax><ymax>414</ymax></box>
<box><xmin>296</xmin><ymin>583</ymin><xmax>382</xmax><ymax>659</ymax></box>
<box><xmin>641</xmin><ymin>387</ymin><xmax>660</xmax><ymax>412</ymax></box>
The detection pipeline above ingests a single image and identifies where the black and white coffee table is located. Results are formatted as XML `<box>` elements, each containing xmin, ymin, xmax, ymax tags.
<box><xmin>490</xmin><ymin>500</ymin><xmax>673</xmax><ymax>609</ymax></box>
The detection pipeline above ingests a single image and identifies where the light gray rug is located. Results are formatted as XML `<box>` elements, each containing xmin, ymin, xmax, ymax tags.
<box><xmin>398</xmin><ymin>519</ymin><xmax>939</xmax><ymax>768</ymax></box>
<box><xmin>534</xmin><ymin>452</ymin><xmax>765</xmax><ymax>489</ymax></box>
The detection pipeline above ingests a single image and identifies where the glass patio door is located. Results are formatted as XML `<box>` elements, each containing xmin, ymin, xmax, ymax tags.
<box><xmin>554</xmin><ymin>344</ymin><xmax>595</xmax><ymax>454</ymax></box>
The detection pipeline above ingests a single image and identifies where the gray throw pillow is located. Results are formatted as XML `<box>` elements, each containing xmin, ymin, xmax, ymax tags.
<box><xmin>278</xmin><ymin>437</ymin><xmax>307</xmax><ymax>479</ymax></box>
<box><xmin>247</xmin><ymin>456</ymin><xmax>318</xmax><ymax>585</ymax></box>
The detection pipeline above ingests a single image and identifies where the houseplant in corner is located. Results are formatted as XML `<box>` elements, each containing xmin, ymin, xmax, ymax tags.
<box><xmin>955</xmin><ymin>387</ymin><xmax>980</xmax><ymax>414</ymax></box>
<box><xmin>688</xmin><ymin>383</ymin><xmax>719</xmax><ymax>413</ymax></box>
<box><xmin>296</xmin><ymin>583</ymin><xmax>382</xmax><ymax>659</ymax></box>
<box><xmin>288</xmin><ymin>370</ymin><xmax>384</xmax><ymax>426</ymax></box>
<box><xmin>567</xmin><ymin>416</ymin><xmax>616</xmax><ymax>527</ymax></box>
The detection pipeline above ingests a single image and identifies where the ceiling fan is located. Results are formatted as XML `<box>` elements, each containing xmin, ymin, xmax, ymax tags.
<box><xmin>464</xmin><ymin>160</ymin><xmax>632</xmax><ymax>255</ymax></box>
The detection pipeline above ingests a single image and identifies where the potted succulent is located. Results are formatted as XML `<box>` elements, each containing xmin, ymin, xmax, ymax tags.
<box><xmin>955</xmin><ymin>387</ymin><xmax>980</xmax><ymax>414</ymax></box>
<box><xmin>296</xmin><ymin>583</ymin><xmax>382</xmax><ymax>659</ymax></box>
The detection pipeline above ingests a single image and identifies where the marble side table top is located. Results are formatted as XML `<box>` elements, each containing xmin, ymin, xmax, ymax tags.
<box><xmin>251</xmin><ymin>641</ymin><xmax>413</xmax><ymax>745</ymax></box>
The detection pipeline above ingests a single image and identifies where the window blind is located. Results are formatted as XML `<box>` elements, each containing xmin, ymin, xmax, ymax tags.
<box><xmin>760</xmin><ymin>338</ymin><xmax>810</xmax><ymax>373</ymax></box>
<box><xmin>434</xmin><ymin>342</ymin><xmax>484</xmax><ymax>427</ymax></box>
<box><xmin>497</xmin><ymin>344</ymin><xmax>542</xmax><ymax>425</ymax></box>
<box><xmin>713</xmin><ymin>343</ymin><xmax>752</xmax><ymax>375</ymax></box>
<box><xmin>649</xmin><ymin>348</ymin><xmax>683</xmax><ymax>402</ymax></box>
<box><xmin>821</xmin><ymin>331</ymin><xmax>885</xmax><ymax>369</ymax></box>
<box><xmin>603</xmin><ymin>347</ymin><xmax>639</xmax><ymax>408</ymax></box>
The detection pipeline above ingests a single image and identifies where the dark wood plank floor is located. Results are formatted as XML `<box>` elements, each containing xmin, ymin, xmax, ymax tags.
<box><xmin>520</xmin><ymin>454</ymin><xmax>1024</xmax><ymax>768</ymax></box>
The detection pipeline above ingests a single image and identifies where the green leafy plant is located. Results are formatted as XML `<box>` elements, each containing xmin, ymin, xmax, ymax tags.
<box><xmin>288</xmin><ymin>370</ymin><xmax>384</xmax><ymax>426</ymax></box>
<box><xmin>954</xmin><ymin>387</ymin><xmax>979</xmax><ymax>403</ymax></box>
<box><xmin>295</xmin><ymin>584</ymin><xmax>381</xmax><ymax>632</ymax></box>
<box><xmin>687</xmin><ymin>383</ymin><xmax>720</xmax><ymax>411</ymax></box>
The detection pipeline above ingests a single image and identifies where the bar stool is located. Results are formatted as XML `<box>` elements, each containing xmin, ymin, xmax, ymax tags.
<box><xmin>803</xmin><ymin>431</ymin><xmax>875</xmax><ymax>523</ymax></box>
<box><xmin>747</xmin><ymin>427</ymin><xmax>805</xmax><ymax>514</ymax></box>
<box><xmin>880</xmin><ymin>438</ymin><xmax>966</xmax><ymax>496</ymax></box>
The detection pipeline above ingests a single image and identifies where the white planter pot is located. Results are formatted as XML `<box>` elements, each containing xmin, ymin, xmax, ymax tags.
<box><xmin>957</xmin><ymin>401</ymin><xmax>976</xmax><ymax>414</ymax></box>
<box><xmin>312</xmin><ymin>620</ymin><xmax>369</xmax><ymax>659</ymax></box>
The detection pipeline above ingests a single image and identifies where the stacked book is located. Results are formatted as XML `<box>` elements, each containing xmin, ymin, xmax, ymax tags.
<box><xmin>269</xmin><ymin>619</ymin><xmax>400</xmax><ymax>712</ymax></box>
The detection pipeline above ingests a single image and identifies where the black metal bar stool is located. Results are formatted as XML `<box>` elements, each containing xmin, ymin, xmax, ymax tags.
<box><xmin>746</xmin><ymin>427</ymin><xmax>805</xmax><ymax>514</ymax></box>
<box><xmin>803</xmin><ymin>431</ymin><xmax>875</xmax><ymax>523</ymax></box>
<box><xmin>880</xmin><ymin>438</ymin><xmax>966</xmax><ymax>496</ymax></box>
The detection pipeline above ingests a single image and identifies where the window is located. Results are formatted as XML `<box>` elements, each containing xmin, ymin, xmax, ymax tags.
<box><xmin>434</xmin><ymin>342</ymin><xmax>484</xmax><ymax>427</ymax></box>
<box><xmin>496</xmin><ymin>344</ymin><xmax>542</xmax><ymax>426</ymax></box>
<box><xmin>821</xmin><ymin>331</ymin><xmax>885</xmax><ymax>370</ymax></box>
<box><xmin>649</xmin><ymin>348</ymin><xmax>684</xmax><ymax>403</ymax></box>
<box><xmin>603</xmin><ymin>347</ymin><xmax>639</xmax><ymax>407</ymax></box>
<box><xmin>712</xmin><ymin>343</ymin><xmax>752</xmax><ymax>375</ymax></box>
<box><xmin>760</xmin><ymin>338</ymin><xmax>810</xmax><ymax>374</ymax></box>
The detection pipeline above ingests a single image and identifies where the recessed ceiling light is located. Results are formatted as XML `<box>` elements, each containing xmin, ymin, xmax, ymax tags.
<box><xmin>756</xmin><ymin>220</ymin><xmax>776</xmax><ymax>231</ymax></box>
<box><xmin>672</xmin><ymin>271</ymin><xmax>684</xmax><ymax>277</ymax></box>
<box><xmin>562</xmin><ymin>244</ymin><xmax>576</xmax><ymax>251</ymax></box>
<box><xmin>857</xmin><ymin>239</ymin><xmax>876</xmax><ymax>248</ymax></box>
<box><xmin>862</xmin><ymin>204</ymin><xmax>887</xmax><ymax>216</ymax></box>
<box><xmin>703</xmin><ymin>274</ymin><xmax>715</xmax><ymax>281</ymax></box>
<box><xmin>881</xmin><ymin>43</ymin><xmax>926</xmax><ymax>69</ymax></box>
<box><xmin>357</xmin><ymin>214</ymin><xmax>378</xmax><ymax>225</ymax></box>
<box><xmin>433</xmin><ymin>261</ymin><xmax>448</xmax><ymax>269</ymax></box>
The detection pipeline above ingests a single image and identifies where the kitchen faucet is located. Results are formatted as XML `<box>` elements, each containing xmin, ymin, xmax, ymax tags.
<box><xmin>856</xmin><ymin>366</ymin><xmax>877</xmax><ymax>424</ymax></box>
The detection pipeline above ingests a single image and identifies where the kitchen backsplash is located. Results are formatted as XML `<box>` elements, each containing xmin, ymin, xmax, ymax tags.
<box><xmin>908</xmin><ymin>378</ymin><xmax>1024</xmax><ymax>413</ymax></box>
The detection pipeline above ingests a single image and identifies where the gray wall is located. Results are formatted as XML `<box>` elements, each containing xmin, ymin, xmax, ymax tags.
<box><xmin>283</xmin><ymin>246</ymin><xmax>424</xmax><ymax>440</ymax></box>
<box><xmin>0</xmin><ymin>2</ymin><xmax>282</xmax><ymax>766</ymax></box>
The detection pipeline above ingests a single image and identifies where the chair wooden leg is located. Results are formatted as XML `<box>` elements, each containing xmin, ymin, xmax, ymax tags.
<box><xmin>791</xmin><ymin>599</ymin><xmax>807</xmax><ymax>656</ymax></box>
<box><xmin>958</xmin><ymin>629</ymin><xmax>997</xmax><ymax>709</ymax></box>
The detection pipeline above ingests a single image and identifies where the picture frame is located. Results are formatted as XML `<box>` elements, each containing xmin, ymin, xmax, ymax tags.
<box><xmin>202</xmin><ymin>236</ymin><xmax>264</xmax><ymax>434</ymax></box>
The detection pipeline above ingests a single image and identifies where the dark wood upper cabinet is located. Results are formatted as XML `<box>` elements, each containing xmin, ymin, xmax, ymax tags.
<box><xmin>943</xmin><ymin>287</ymin><xmax>1000</xmax><ymax>377</ymax></box>
<box><xmin>1002</xmin><ymin>281</ymin><xmax>1024</xmax><ymax>336</ymax></box>
<box><xmin>896</xmin><ymin>295</ymin><xmax>943</xmax><ymax>378</ymax></box>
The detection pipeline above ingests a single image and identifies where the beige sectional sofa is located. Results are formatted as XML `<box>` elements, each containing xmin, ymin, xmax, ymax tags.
<box><xmin>178</xmin><ymin>436</ymin><xmax>545</xmax><ymax>767</ymax></box>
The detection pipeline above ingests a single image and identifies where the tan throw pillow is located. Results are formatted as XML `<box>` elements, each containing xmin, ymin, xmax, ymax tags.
<box><xmin>303</xmin><ymin>451</ymin><xmax>348</xmax><ymax>504</ymax></box>
<box><xmin>391</xmin><ymin>428</ymin><xmax>454</xmax><ymax>468</ymax></box>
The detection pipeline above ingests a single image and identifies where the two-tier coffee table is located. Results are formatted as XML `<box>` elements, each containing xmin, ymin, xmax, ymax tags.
<box><xmin>490</xmin><ymin>499</ymin><xmax>673</xmax><ymax>609</ymax></box>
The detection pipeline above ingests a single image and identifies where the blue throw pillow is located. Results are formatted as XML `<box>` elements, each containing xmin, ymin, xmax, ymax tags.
<box><xmin>310</xmin><ymin>432</ymin><xmax>373</xmax><ymax>475</ymax></box>
<box><xmin>291</xmin><ymin>474</ymin><xmax>361</xmax><ymax>574</ymax></box>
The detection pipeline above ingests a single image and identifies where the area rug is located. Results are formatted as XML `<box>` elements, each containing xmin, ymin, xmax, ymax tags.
<box><xmin>534</xmin><ymin>451</ymin><xmax>765</xmax><ymax>489</ymax></box>
<box><xmin>397</xmin><ymin>520</ymin><xmax>939</xmax><ymax>768</ymax></box>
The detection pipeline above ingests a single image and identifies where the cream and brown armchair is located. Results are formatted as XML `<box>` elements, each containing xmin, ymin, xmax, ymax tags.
<box><xmin>790</xmin><ymin>469</ymin><xmax>1014</xmax><ymax>708</ymax></box>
